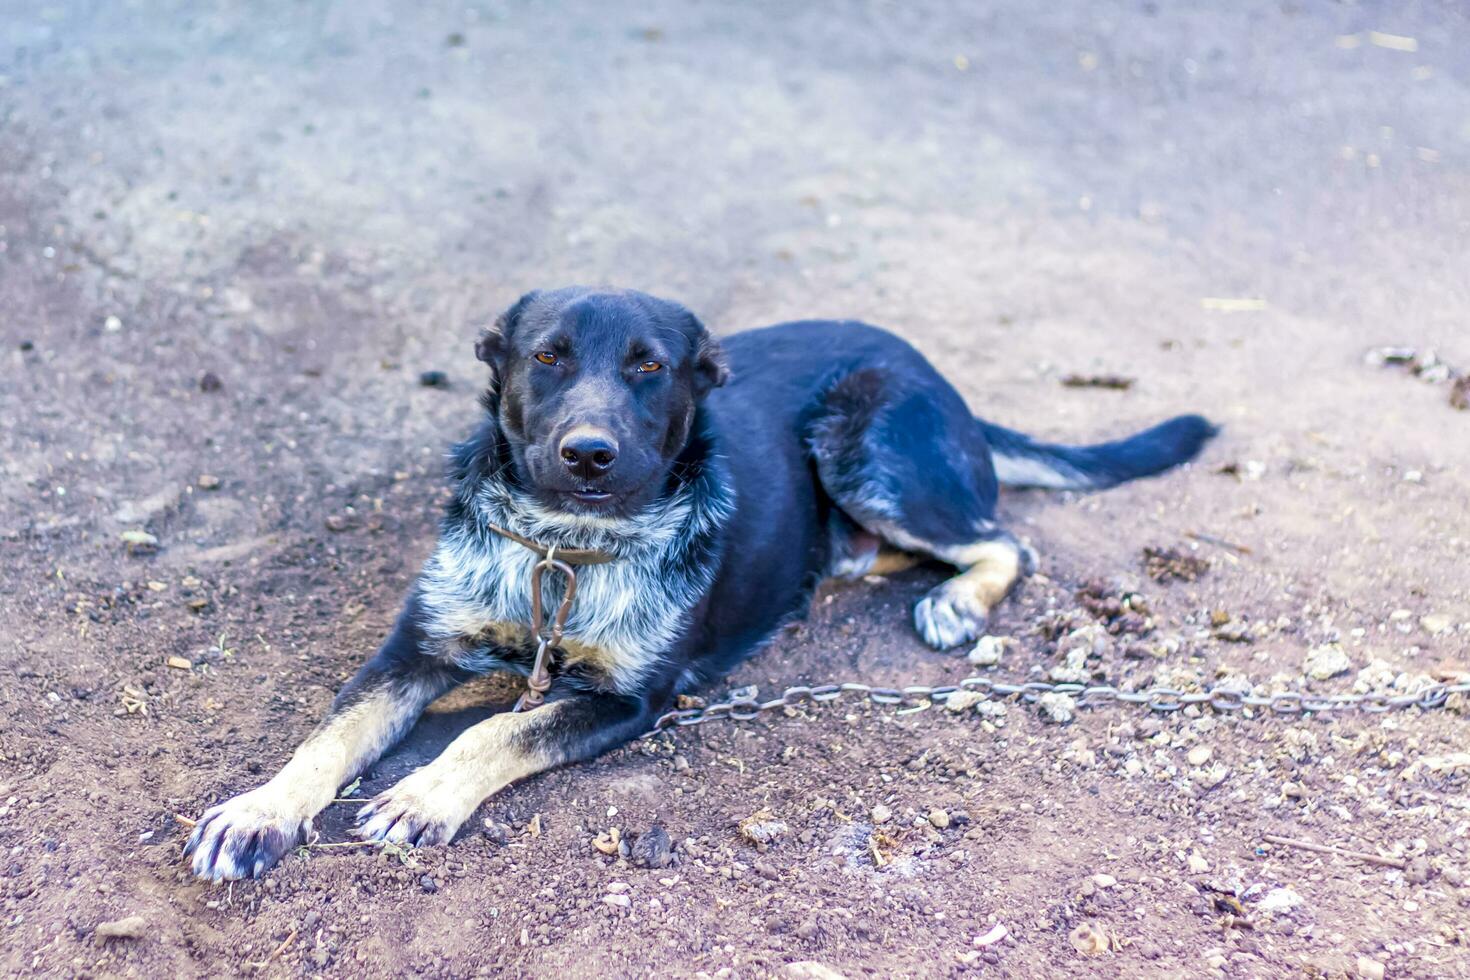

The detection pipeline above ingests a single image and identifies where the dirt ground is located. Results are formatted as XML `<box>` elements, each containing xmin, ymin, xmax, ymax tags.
<box><xmin>3</xmin><ymin>1</ymin><xmax>1470</xmax><ymax>977</ymax></box>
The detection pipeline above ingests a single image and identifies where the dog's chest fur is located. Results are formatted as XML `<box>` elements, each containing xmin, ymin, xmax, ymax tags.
<box><xmin>417</xmin><ymin>465</ymin><xmax>731</xmax><ymax>694</ymax></box>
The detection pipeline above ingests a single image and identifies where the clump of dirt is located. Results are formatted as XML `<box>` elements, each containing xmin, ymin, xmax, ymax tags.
<box><xmin>1141</xmin><ymin>546</ymin><xmax>1210</xmax><ymax>583</ymax></box>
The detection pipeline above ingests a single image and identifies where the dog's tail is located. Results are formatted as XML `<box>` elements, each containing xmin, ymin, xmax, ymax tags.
<box><xmin>978</xmin><ymin>413</ymin><xmax>1218</xmax><ymax>491</ymax></box>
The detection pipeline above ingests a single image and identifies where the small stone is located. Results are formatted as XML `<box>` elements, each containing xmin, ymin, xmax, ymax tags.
<box><xmin>120</xmin><ymin>529</ymin><xmax>159</xmax><ymax>553</ymax></box>
<box><xmin>1187</xmin><ymin>746</ymin><xmax>1212</xmax><ymax>767</ymax></box>
<box><xmin>1091</xmin><ymin>873</ymin><xmax>1117</xmax><ymax>889</ymax></box>
<box><xmin>927</xmin><ymin>809</ymin><xmax>950</xmax><ymax>830</ymax></box>
<box><xmin>602</xmin><ymin>893</ymin><xmax>631</xmax><ymax>909</ymax></box>
<box><xmin>943</xmin><ymin>690</ymin><xmax>984</xmax><ymax>712</ymax></box>
<box><xmin>197</xmin><ymin>474</ymin><xmax>221</xmax><ymax>490</ymax></box>
<box><xmin>94</xmin><ymin>915</ymin><xmax>148</xmax><ymax>940</ymax></box>
<box><xmin>630</xmin><ymin>825</ymin><xmax>673</xmax><ymax>869</ymax></box>
<box><xmin>1187</xmin><ymin>852</ymin><xmax>1210</xmax><ymax>873</ymax></box>
<box><xmin>481</xmin><ymin>819</ymin><xmax>511</xmax><ymax>844</ymax></box>
<box><xmin>1420</xmin><ymin>614</ymin><xmax>1452</xmax><ymax>635</ymax></box>
<box><xmin>418</xmin><ymin>370</ymin><xmax>450</xmax><ymax>388</ymax></box>
<box><xmin>592</xmin><ymin>828</ymin><xmax>621</xmax><ymax>855</ymax></box>
<box><xmin>1068</xmin><ymin>921</ymin><xmax>1111</xmax><ymax>956</ymax></box>
<box><xmin>1304</xmin><ymin>643</ymin><xmax>1352</xmax><ymax>681</ymax></box>
<box><xmin>1356</xmin><ymin>956</ymin><xmax>1386</xmax><ymax>980</ymax></box>
<box><xmin>1038</xmin><ymin>692</ymin><xmax>1076</xmax><ymax>724</ymax></box>
<box><xmin>783</xmin><ymin>963</ymin><xmax>846</xmax><ymax>980</ymax></box>
<box><xmin>738</xmin><ymin>809</ymin><xmax>788</xmax><ymax>847</ymax></box>
<box><xmin>199</xmin><ymin>371</ymin><xmax>223</xmax><ymax>392</ymax></box>
<box><xmin>419</xmin><ymin>875</ymin><xmax>439</xmax><ymax>893</ymax></box>
<box><xmin>104</xmin><ymin>315</ymin><xmax>122</xmax><ymax>332</ymax></box>
<box><xmin>968</xmin><ymin>635</ymin><xmax>1012</xmax><ymax>667</ymax></box>
<box><xmin>1259</xmin><ymin>887</ymin><xmax>1302</xmax><ymax>915</ymax></box>
<box><xmin>870</xmin><ymin>804</ymin><xmax>892</xmax><ymax>824</ymax></box>
<box><xmin>324</xmin><ymin>514</ymin><xmax>355</xmax><ymax>533</ymax></box>
<box><xmin>1404</xmin><ymin>855</ymin><xmax>1431</xmax><ymax>884</ymax></box>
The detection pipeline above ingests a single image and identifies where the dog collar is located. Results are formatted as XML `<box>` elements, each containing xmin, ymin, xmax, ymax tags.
<box><xmin>481</xmin><ymin>520</ymin><xmax>617</xmax><ymax>565</ymax></box>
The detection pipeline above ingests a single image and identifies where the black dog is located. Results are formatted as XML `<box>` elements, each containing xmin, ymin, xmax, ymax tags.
<box><xmin>187</xmin><ymin>287</ymin><xmax>1215</xmax><ymax>879</ymax></box>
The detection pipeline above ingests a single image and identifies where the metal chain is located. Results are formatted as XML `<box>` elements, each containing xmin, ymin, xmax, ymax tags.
<box><xmin>646</xmin><ymin>675</ymin><xmax>1470</xmax><ymax>734</ymax></box>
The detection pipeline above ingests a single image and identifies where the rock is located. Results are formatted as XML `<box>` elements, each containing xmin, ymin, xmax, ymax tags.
<box><xmin>94</xmin><ymin>915</ymin><xmax>147</xmax><ymax>940</ymax></box>
<box><xmin>1187</xmin><ymin>852</ymin><xmax>1210</xmax><ymax>873</ymax></box>
<box><xmin>1304</xmin><ymin>644</ymin><xmax>1352</xmax><ymax>680</ymax></box>
<box><xmin>602</xmin><ymin>893</ymin><xmax>630</xmax><ymax>909</ymax></box>
<box><xmin>943</xmin><ymin>690</ymin><xmax>984</xmax><ymax>712</ymax></box>
<box><xmin>870</xmin><ymin>804</ymin><xmax>892</xmax><ymax>824</ymax></box>
<box><xmin>120</xmin><ymin>529</ymin><xmax>159</xmax><ymax>554</ymax></box>
<box><xmin>783</xmin><ymin>963</ymin><xmax>847</xmax><ymax>980</ymax></box>
<box><xmin>1421</xmin><ymin>614</ymin><xmax>1452</xmax><ymax>635</ymax></box>
<box><xmin>481</xmin><ymin>819</ymin><xmax>511</xmax><ymax>844</ymax></box>
<box><xmin>630</xmin><ymin>825</ymin><xmax>673</xmax><ymax>869</ymax></box>
<box><xmin>927</xmin><ymin>809</ymin><xmax>950</xmax><ymax>830</ymax></box>
<box><xmin>1068</xmin><ymin>921</ymin><xmax>1111</xmax><ymax>956</ymax></box>
<box><xmin>968</xmin><ymin>635</ymin><xmax>1012</xmax><ymax>667</ymax></box>
<box><xmin>738</xmin><ymin>809</ymin><xmax>788</xmax><ymax>848</ymax></box>
<box><xmin>419</xmin><ymin>875</ymin><xmax>439</xmax><ymax>893</ymax></box>
<box><xmin>1187</xmin><ymin>746</ymin><xmax>1212</xmax><ymax>767</ymax></box>
<box><xmin>197</xmin><ymin>474</ymin><xmax>221</xmax><ymax>490</ymax></box>
<box><xmin>1356</xmin><ymin>956</ymin><xmax>1386</xmax><ymax>980</ymax></box>
<box><xmin>1404</xmin><ymin>855</ymin><xmax>1431</xmax><ymax>884</ymax></box>
<box><xmin>1092</xmin><ymin>873</ymin><xmax>1117</xmax><ymax>889</ymax></box>
<box><xmin>592</xmin><ymin>828</ymin><xmax>621</xmax><ymax>855</ymax></box>
<box><xmin>419</xmin><ymin>370</ymin><xmax>450</xmax><ymax>388</ymax></box>
<box><xmin>1258</xmin><ymin>887</ymin><xmax>1303</xmax><ymax>915</ymax></box>
<box><xmin>324</xmin><ymin>514</ymin><xmax>356</xmax><ymax>533</ymax></box>
<box><xmin>1038</xmin><ymin>692</ymin><xmax>1076</xmax><ymax>724</ymax></box>
<box><xmin>199</xmin><ymin>371</ymin><xmax>224</xmax><ymax>392</ymax></box>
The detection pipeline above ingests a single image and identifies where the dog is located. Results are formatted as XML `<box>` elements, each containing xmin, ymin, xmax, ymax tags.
<box><xmin>186</xmin><ymin>286</ymin><xmax>1215</xmax><ymax>880</ymax></box>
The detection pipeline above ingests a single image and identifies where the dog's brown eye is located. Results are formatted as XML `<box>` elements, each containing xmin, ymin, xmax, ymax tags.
<box><xmin>534</xmin><ymin>351</ymin><xmax>558</xmax><ymax>366</ymax></box>
<box><xmin>637</xmin><ymin>361</ymin><xmax>663</xmax><ymax>374</ymax></box>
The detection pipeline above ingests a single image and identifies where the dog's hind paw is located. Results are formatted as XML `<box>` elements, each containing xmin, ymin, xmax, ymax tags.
<box><xmin>913</xmin><ymin>586</ymin><xmax>988</xmax><ymax>650</ymax></box>
<box><xmin>354</xmin><ymin>767</ymin><xmax>476</xmax><ymax>848</ymax></box>
<box><xmin>184</xmin><ymin>787</ymin><xmax>313</xmax><ymax>881</ymax></box>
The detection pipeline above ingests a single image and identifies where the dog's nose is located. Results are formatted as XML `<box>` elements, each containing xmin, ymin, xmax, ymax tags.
<box><xmin>559</xmin><ymin>426</ymin><xmax>619</xmax><ymax>480</ymax></box>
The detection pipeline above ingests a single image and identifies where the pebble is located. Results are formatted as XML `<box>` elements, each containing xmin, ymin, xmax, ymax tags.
<box><xmin>943</xmin><ymin>690</ymin><xmax>984</xmax><ymax>713</ymax></box>
<box><xmin>419</xmin><ymin>370</ymin><xmax>450</xmax><ymax>388</ymax></box>
<box><xmin>419</xmin><ymin>875</ymin><xmax>439</xmax><ymax>893</ymax></box>
<box><xmin>927</xmin><ymin>809</ymin><xmax>950</xmax><ymax>830</ymax></box>
<box><xmin>630</xmin><ymin>825</ymin><xmax>673</xmax><ymax>869</ymax></box>
<box><xmin>602</xmin><ymin>894</ymin><xmax>630</xmax><ymax>909</ymax></box>
<box><xmin>197</xmin><ymin>474</ymin><xmax>221</xmax><ymax>490</ymax></box>
<box><xmin>1188</xmin><ymin>852</ymin><xmax>1210</xmax><ymax>873</ymax></box>
<box><xmin>1037</xmin><ymin>692</ymin><xmax>1076</xmax><ymax>724</ymax></box>
<box><xmin>1091</xmin><ymin>873</ymin><xmax>1117</xmax><ymax>889</ymax></box>
<box><xmin>94</xmin><ymin>915</ymin><xmax>147</xmax><ymax>940</ymax></box>
<box><xmin>870</xmin><ymin>804</ymin><xmax>892</xmax><ymax>824</ymax></box>
<box><xmin>1356</xmin><ymin>956</ymin><xmax>1386</xmax><ymax>980</ymax></box>
<box><xmin>1420</xmin><ymin>614</ymin><xmax>1451</xmax><ymax>634</ymax></box>
<box><xmin>1187</xmin><ymin>746</ymin><xmax>1212</xmax><ymax>767</ymax></box>
<box><xmin>1304</xmin><ymin>644</ymin><xmax>1352</xmax><ymax>680</ymax></box>
<box><xmin>199</xmin><ymin>371</ymin><xmax>223</xmax><ymax>392</ymax></box>
<box><xmin>1404</xmin><ymin>855</ymin><xmax>1431</xmax><ymax>884</ymax></box>
<box><xmin>968</xmin><ymin>635</ymin><xmax>1011</xmax><ymax>667</ymax></box>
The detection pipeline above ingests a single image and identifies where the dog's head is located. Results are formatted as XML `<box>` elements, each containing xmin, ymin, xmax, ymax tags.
<box><xmin>475</xmin><ymin>287</ymin><xmax>729</xmax><ymax>518</ymax></box>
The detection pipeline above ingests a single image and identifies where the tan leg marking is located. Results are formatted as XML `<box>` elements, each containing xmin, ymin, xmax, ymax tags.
<box><xmin>869</xmin><ymin>547</ymin><xmax>922</xmax><ymax>576</ymax></box>
<box><xmin>187</xmin><ymin>682</ymin><xmax>441</xmax><ymax>880</ymax></box>
<box><xmin>913</xmin><ymin>538</ymin><xmax>1024</xmax><ymax>649</ymax></box>
<box><xmin>355</xmin><ymin>704</ymin><xmax>560</xmax><ymax>846</ymax></box>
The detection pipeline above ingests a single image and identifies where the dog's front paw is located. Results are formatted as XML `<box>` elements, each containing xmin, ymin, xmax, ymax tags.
<box><xmin>354</xmin><ymin>767</ymin><xmax>476</xmax><ymax>848</ymax></box>
<box><xmin>914</xmin><ymin>585</ymin><xmax>988</xmax><ymax>650</ymax></box>
<box><xmin>185</xmin><ymin>786</ymin><xmax>313</xmax><ymax>881</ymax></box>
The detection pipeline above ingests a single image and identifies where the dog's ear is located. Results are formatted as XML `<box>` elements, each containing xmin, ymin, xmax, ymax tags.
<box><xmin>686</xmin><ymin>314</ymin><xmax>730</xmax><ymax>399</ymax></box>
<box><xmin>476</xmin><ymin>291</ymin><xmax>539</xmax><ymax>367</ymax></box>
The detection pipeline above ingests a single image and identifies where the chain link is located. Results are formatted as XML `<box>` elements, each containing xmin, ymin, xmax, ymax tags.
<box><xmin>645</xmin><ymin>675</ymin><xmax>1470</xmax><ymax>735</ymax></box>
